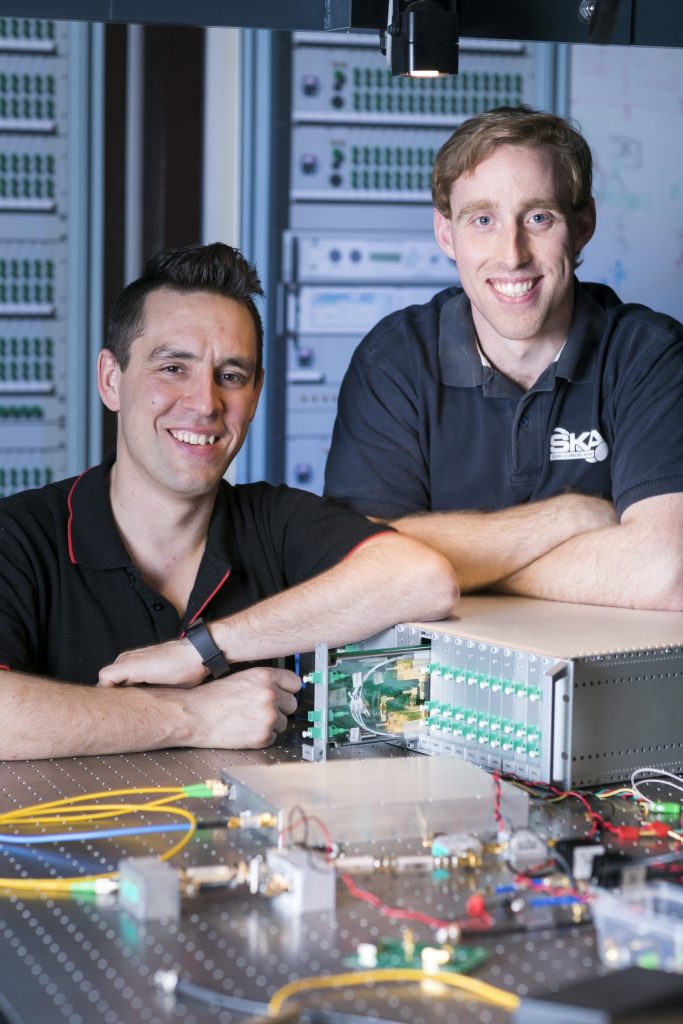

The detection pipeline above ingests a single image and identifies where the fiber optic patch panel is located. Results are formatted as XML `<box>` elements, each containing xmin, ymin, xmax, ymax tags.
<box><xmin>0</xmin><ymin>18</ymin><xmax>57</xmax><ymax>55</ymax></box>
<box><xmin>292</xmin><ymin>124</ymin><xmax>450</xmax><ymax>201</ymax></box>
<box><xmin>0</xmin><ymin>332</ymin><xmax>56</xmax><ymax>390</ymax></box>
<box><xmin>292</xmin><ymin>37</ymin><xmax>537</xmax><ymax>126</ymax></box>
<box><xmin>0</xmin><ymin>19</ymin><xmax>92</xmax><ymax>497</ymax></box>
<box><xmin>302</xmin><ymin>596</ymin><xmax>683</xmax><ymax>789</ymax></box>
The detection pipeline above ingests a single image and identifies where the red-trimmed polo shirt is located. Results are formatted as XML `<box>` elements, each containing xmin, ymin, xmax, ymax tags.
<box><xmin>0</xmin><ymin>453</ymin><xmax>389</xmax><ymax>684</ymax></box>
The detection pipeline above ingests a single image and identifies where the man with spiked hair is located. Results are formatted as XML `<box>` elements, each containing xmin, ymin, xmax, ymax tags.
<box><xmin>0</xmin><ymin>243</ymin><xmax>458</xmax><ymax>760</ymax></box>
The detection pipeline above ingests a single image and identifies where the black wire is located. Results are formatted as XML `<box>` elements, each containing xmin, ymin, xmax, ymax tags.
<box><xmin>0</xmin><ymin>990</ymin><xmax>24</xmax><ymax>1024</ymax></box>
<box><xmin>176</xmin><ymin>979</ymin><xmax>268</xmax><ymax>1016</ymax></box>
<box><xmin>286</xmin><ymin>803</ymin><xmax>310</xmax><ymax>846</ymax></box>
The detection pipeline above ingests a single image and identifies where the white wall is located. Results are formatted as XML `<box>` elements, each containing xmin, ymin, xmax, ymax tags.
<box><xmin>570</xmin><ymin>44</ymin><xmax>683</xmax><ymax>321</ymax></box>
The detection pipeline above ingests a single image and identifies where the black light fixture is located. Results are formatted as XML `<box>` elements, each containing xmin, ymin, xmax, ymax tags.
<box><xmin>381</xmin><ymin>0</ymin><xmax>460</xmax><ymax>77</ymax></box>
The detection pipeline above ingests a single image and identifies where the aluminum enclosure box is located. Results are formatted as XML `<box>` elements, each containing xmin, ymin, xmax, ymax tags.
<box><xmin>221</xmin><ymin>754</ymin><xmax>529</xmax><ymax>844</ymax></box>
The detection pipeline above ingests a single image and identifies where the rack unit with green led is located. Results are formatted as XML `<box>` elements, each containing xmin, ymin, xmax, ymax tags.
<box><xmin>302</xmin><ymin>596</ymin><xmax>683</xmax><ymax>789</ymax></box>
<box><xmin>292</xmin><ymin>35</ymin><xmax>537</xmax><ymax>127</ymax></box>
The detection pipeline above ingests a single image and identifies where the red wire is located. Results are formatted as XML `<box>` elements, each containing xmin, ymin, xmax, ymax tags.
<box><xmin>340</xmin><ymin>872</ymin><xmax>493</xmax><ymax>932</ymax></box>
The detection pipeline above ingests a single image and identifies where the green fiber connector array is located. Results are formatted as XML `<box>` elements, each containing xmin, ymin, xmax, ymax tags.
<box><xmin>0</xmin><ymin>98</ymin><xmax>55</xmax><ymax>119</ymax></box>
<box><xmin>0</xmin><ymin>18</ymin><xmax>55</xmax><ymax>39</ymax></box>
<box><xmin>0</xmin><ymin>360</ymin><xmax>53</xmax><ymax>381</ymax></box>
<box><xmin>350</xmin><ymin>145</ymin><xmax>435</xmax><ymax>168</ymax></box>
<box><xmin>0</xmin><ymin>465</ymin><xmax>53</xmax><ymax>495</ymax></box>
<box><xmin>0</xmin><ymin>335</ymin><xmax>53</xmax><ymax>357</ymax></box>
<box><xmin>351</xmin><ymin>66</ymin><xmax>523</xmax><ymax>94</ymax></box>
<box><xmin>0</xmin><ymin>283</ymin><xmax>53</xmax><ymax>304</ymax></box>
<box><xmin>0</xmin><ymin>152</ymin><xmax>55</xmax><ymax>174</ymax></box>
<box><xmin>349</xmin><ymin>169</ymin><xmax>432</xmax><ymax>191</ymax></box>
<box><xmin>430</xmin><ymin>663</ymin><xmax>542</xmax><ymax>702</ymax></box>
<box><xmin>0</xmin><ymin>175</ymin><xmax>55</xmax><ymax>200</ymax></box>
<box><xmin>0</xmin><ymin>258</ymin><xmax>54</xmax><ymax>279</ymax></box>
<box><xmin>0</xmin><ymin>72</ymin><xmax>55</xmax><ymax>95</ymax></box>
<box><xmin>351</xmin><ymin>91</ymin><xmax>520</xmax><ymax>116</ymax></box>
<box><xmin>428</xmin><ymin>704</ymin><xmax>541</xmax><ymax>758</ymax></box>
<box><xmin>0</xmin><ymin>404</ymin><xmax>44</xmax><ymax>418</ymax></box>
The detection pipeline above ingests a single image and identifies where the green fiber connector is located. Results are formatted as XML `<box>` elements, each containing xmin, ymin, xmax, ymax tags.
<box><xmin>309</xmin><ymin>726</ymin><xmax>323</xmax><ymax>740</ymax></box>
<box><xmin>309</xmin><ymin>671</ymin><xmax>325</xmax><ymax>685</ymax></box>
<box><xmin>182</xmin><ymin>783</ymin><xmax>216</xmax><ymax>799</ymax></box>
<box><xmin>328</xmin><ymin>725</ymin><xmax>348</xmax><ymax>738</ymax></box>
<box><xmin>69</xmin><ymin>880</ymin><xmax>97</xmax><ymax>893</ymax></box>
<box><xmin>650</xmin><ymin>801</ymin><xmax>680</xmax><ymax>816</ymax></box>
<box><xmin>330</xmin><ymin>671</ymin><xmax>352</xmax><ymax>685</ymax></box>
<box><xmin>636</xmin><ymin>951</ymin><xmax>661</xmax><ymax>970</ymax></box>
<box><xmin>307</xmin><ymin>709</ymin><xmax>322</xmax><ymax>722</ymax></box>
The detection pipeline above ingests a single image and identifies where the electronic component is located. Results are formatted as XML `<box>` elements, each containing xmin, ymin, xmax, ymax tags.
<box><xmin>431</xmin><ymin>833</ymin><xmax>483</xmax><ymax>867</ymax></box>
<box><xmin>221</xmin><ymin>755</ymin><xmax>528</xmax><ymax>844</ymax></box>
<box><xmin>554</xmin><ymin>839</ymin><xmax>607</xmax><ymax>882</ymax></box>
<box><xmin>266</xmin><ymin>846</ymin><xmax>336</xmax><ymax>915</ymax></box>
<box><xmin>118</xmin><ymin>856</ymin><xmax>181</xmax><ymax>922</ymax></box>
<box><xmin>590</xmin><ymin>852</ymin><xmax>645</xmax><ymax>891</ymax></box>
<box><xmin>346</xmin><ymin>937</ymin><xmax>489</xmax><ymax>975</ymax></box>
<box><xmin>504</xmin><ymin>829</ymin><xmax>550</xmax><ymax>873</ymax></box>
<box><xmin>303</xmin><ymin>596</ymin><xmax>683</xmax><ymax>788</ymax></box>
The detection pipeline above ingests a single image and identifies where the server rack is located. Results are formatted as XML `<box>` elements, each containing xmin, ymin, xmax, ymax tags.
<box><xmin>0</xmin><ymin>17</ymin><xmax>102</xmax><ymax>497</ymax></box>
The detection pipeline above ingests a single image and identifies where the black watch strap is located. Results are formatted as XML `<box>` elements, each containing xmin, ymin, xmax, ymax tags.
<box><xmin>185</xmin><ymin>618</ymin><xmax>230</xmax><ymax>678</ymax></box>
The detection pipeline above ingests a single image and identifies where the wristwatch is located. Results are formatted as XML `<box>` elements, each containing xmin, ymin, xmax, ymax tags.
<box><xmin>185</xmin><ymin>617</ymin><xmax>231</xmax><ymax>678</ymax></box>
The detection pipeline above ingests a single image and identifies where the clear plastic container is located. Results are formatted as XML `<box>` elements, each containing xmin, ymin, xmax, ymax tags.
<box><xmin>592</xmin><ymin>882</ymin><xmax>683</xmax><ymax>973</ymax></box>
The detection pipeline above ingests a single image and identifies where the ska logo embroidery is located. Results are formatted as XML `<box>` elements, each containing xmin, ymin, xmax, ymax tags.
<box><xmin>549</xmin><ymin>427</ymin><xmax>609</xmax><ymax>463</ymax></box>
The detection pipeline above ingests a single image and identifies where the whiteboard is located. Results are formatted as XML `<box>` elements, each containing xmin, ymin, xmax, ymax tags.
<box><xmin>570</xmin><ymin>44</ymin><xmax>683</xmax><ymax>322</ymax></box>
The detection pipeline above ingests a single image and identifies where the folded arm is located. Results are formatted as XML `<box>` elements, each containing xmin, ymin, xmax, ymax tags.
<box><xmin>389</xmin><ymin>493</ymin><xmax>617</xmax><ymax>593</ymax></box>
<box><xmin>99</xmin><ymin>533</ymin><xmax>459</xmax><ymax>687</ymax></box>
<box><xmin>0</xmin><ymin>666</ymin><xmax>301</xmax><ymax>761</ymax></box>
<box><xmin>495</xmin><ymin>493</ymin><xmax>683</xmax><ymax>610</ymax></box>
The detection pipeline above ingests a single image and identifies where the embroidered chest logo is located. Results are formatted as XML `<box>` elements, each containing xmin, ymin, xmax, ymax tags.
<box><xmin>549</xmin><ymin>427</ymin><xmax>609</xmax><ymax>463</ymax></box>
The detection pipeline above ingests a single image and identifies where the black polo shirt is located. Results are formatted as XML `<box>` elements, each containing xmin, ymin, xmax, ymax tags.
<box><xmin>324</xmin><ymin>280</ymin><xmax>683</xmax><ymax>519</ymax></box>
<box><xmin>0</xmin><ymin>454</ymin><xmax>388</xmax><ymax>684</ymax></box>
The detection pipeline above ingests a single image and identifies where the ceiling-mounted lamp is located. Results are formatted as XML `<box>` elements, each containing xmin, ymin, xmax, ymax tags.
<box><xmin>381</xmin><ymin>0</ymin><xmax>460</xmax><ymax>77</ymax></box>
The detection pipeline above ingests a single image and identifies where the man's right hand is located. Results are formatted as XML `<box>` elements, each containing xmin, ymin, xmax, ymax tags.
<box><xmin>182</xmin><ymin>667</ymin><xmax>302</xmax><ymax>749</ymax></box>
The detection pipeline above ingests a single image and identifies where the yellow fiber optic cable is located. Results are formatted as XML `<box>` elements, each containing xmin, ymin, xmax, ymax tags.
<box><xmin>267</xmin><ymin>968</ymin><xmax>520</xmax><ymax>1016</ymax></box>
